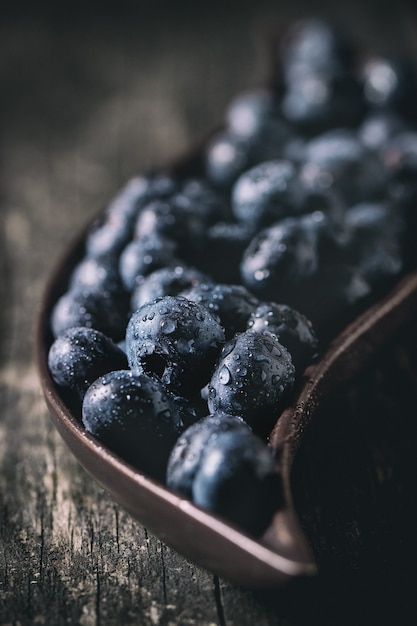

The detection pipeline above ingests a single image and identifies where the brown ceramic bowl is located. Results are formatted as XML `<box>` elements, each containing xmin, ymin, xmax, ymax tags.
<box><xmin>34</xmin><ymin>27</ymin><xmax>417</xmax><ymax>583</ymax></box>
<box><xmin>35</xmin><ymin>183</ymin><xmax>417</xmax><ymax>588</ymax></box>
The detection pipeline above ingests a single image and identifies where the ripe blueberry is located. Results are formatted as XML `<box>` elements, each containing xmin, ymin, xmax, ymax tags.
<box><xmin>82</xmin><ymin>370</ymin><xmax>184</xmax><ymax>481</ymax></box>
<box><xmin>231</xmin><ymin>159</ymin><xmax>304</xmax><ymax>231</ymax></box>
<box><xmin>51</xmin><ymin>287</ymin><xmax>129</xmax><ymax>342</ymax></box>
<box><xmin>247</xmin><ymin>302</ymin><xmax>318</xmax><ymax>372</ymax></box>
<box><xmin>207</xmin><ymin>330</ymin><xmax>295</xmax><ymax>434</ymax></box>
<box><xmin>167</xmin><ymin>413</ymin><xmax>282</xmax><ymax>536</ymax></box>
<box><xmin>181</xmin><ymin>282</ymin><xmax>260</xmax><ymax>340</ymax></box>
<box><xmin>126</xmin><ymin>295</ymin><xmax>225</xmax><ymax>395</ymax></box>
<box><xmin>48</xmin><ymin>326</ymin><xmax>128</xmax><ymax>399</ymax></box>
<box><xmin>131</xmin><ymin>264</ymin><xmax>211</xmax><ymax>312</ymax></box>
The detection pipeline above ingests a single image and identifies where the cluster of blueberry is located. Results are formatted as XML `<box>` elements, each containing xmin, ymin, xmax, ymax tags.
<box><xmin>48</xmin><ymin>18</ymin><xmax>417</xmax><ymax>536</ymax></box>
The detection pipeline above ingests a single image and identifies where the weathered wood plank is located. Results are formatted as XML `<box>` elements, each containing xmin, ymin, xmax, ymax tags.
<box><xmin>1</xmin><ymin>2</ymin><xmax>417</xmax><ymax>625</ymax></box>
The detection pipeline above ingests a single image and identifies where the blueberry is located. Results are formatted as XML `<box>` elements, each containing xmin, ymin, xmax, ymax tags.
<box><xmin>85</xmin><ymin>174</ymin><xmax>177</xmax><ymax>258</ymax></box>
<box><xmin>204</xmin><ymin>130</ymin><xmax>254</xmax><ymax>189</ymax></box>
<box><xmin>300</xmin><ymin>129</ymin><xmax>384</xmax><ymax>204</ymax></box>
<box><xmin>82</xmin><ymin>370</ymin><xmax>184</xmax><ymax>481</ymax></box>
<box><xmin>381</xmin><ymin>130</ymin><xmax>417</xmax><ymax>187</ymax></box>
<box><xmin>360</xmin><ymin>55</ymin><xmax>417</xmax><ymax>119</ymax></box>
<box><xmin>134</xmin><ymin>198</ymin><xmax>192</xmax><ymax>246</ymax></box>
<box><xmin>207</xmin><ymin>330</ymin><xmax>295</xmax><ymax>434</ymax></box>
<box><xmin>277</xmin><ymin>20</ymin><xmax>365</xmax><ymax>132</ymax></box>
<box><xmin>279</xmin><ymin>18</ymin><xmax>354</xmax><ymax>83</ymax></box>
<box><xmin>166</xmin><ymin>413</ymin><xmax>249</xmax><ymax>498</ymax></box>
<box><xmin>69</xmin><ymin>252</ymin><xmax>127</xmax><ymax>300</ymax></box>
<box><xmin>341</xmin><ymin>202</ymin><xmax>404</xmax><ymax>286</ymax></box>
<box><xmin>358</xmin><ymin>111</ymin><xmax>405</xmax><ymax>152</ymax></box>
<box><xmin>247</xmin><ymin>302</ymin><xmax>318</xmax><ymax>372</ymax></box>
<box><xmin>231</xmin><ymin>159</ymin><xmax>304</xmax><ymax>231</ymax></box>
<box><xmin>85</xmin><ymin>177</ymin><xmax>149</xmax><ymax>258</ymax></box>
<box><xmin>240</xmin><ymin>213</ymin><xmax>325</xmax><ymax>300</ymax></box>
<box><xmin>192</xmin><ymin>425</ymin><xmax>282</xmax><ymax>535</ymax></box>
<box><xmin>119</xmin><ymin>234</ymin><xmax>179</xmax><ymax>292</ymax></box>
<box><xmin>131</xmin><ymin>264</ymin><xmax>211</xmax><ymax>312</ymax></box>
<box><xmin>282</xmin><ymin>135</ymin><xmax>307</xmax><ymax>164</ymax></box>
<box><xmin>178</xmin><ymin>178</ymin><xmax>230</xmax><ymax>225</ymax></box>
<box><xmin>167</xmin><ymin>413</ymin><xmax>281</xmax><ymax>536</ymax></box>
<box><xmin>297</xmin><ymin>185</ymin><xmax>347</xmax><ymax>227</ymax></box>
<box><xmin>281</xmin><ymin>72</ymin><xmax>365</xmax><ymax>134</ymax></box>
<box><xmin>51</xmin><ymin>287</ymin><xmax>129</xmax><ymax>342</ymax></box>
<box><xmin>181</xmin><ymin>282</ymin><xmax>260</xmax><ymax>340</ymax></box>
<box><xmin>134</xmin><ymin>187</ymin><xmax>224</xmax><ymax>264</ymax></box>
<box><xmin>48</xmin><ymin>326</ymin><xmax>128</xmax><ymax>399</ymax></box>
<box><xmin>170</xmin><ymin>392</ymin><xmax>206</xmax><ymax>429</ymax></box>
<box><xmin>126</xmin><ymin>295</ymin><xmax>225</xmax><ymax>395</ymax></box>
<box><xmin>226</xmin><ymin>89</ymin><xmax>283</xmax><ymax>138</ymax></box>
<box><xmin>225</xmin><ymin>88</ymin><xmax>294</xmax><ymax>161</ymax></box>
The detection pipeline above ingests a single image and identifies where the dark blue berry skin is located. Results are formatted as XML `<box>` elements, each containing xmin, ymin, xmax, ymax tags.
<box><xmin>381</xmin><ymin>131</ymin><xmax>417</xmax><ymax>267</ymax></box>
<box><xmin>131</xmin><ymin>264</ymin><xmax>211</xmax><ymax>312</ymax></box>
<box><xmin>134</xmin><ymin>178</ymin><xmax>228</xmax><ymax>239</ymax></box>
<box><xmin>381</xmin><ymin>131</ymin><xmax>417</xmax><ymax>187</ymax></box>
<box><xmin>231</xmin><ymin>159</ymin><xmax>304</xmax><ymax>232</ymax></box>
<box><xmin>340</xmin><ymin>203</ymin><xmax>404</xmax><ymax>286</ymax></box>
<box><xmin>126</xmin><ymin>295</ymin><xmax>225</xmax><ymax>395</ymax></box>
<box><xmin>360</xmin><ymin>55</ymin><xmax>417</xmax><ymax>120</ymax></box>
<box><xmin>358</xmin><ymin>112</ymin><xmax>405</xmax><ymax>152</ymax></box>
<box><xmin>291</xmin><ymin>265</ymin><xmax>371</xmax><ymax>343</ymax></box>
<box><xmin>132</xmin><ymin>179</ymin><xmax>228</xmax><ymax>267</ymax></box>
<box><xmin>69</xmin><ymin>252</ymin><xmax>128</xmax><ymax>301</ymax></box>
<box><xmin>134</xmin><ymin>195</ymin><xmax>215</xmax><ymax>265</ymax></box>
<box><xmin>281</xmin><ymin>73</ymin><xmax>366</xmax><ymax>135</ymax></box>
<box><xmin>166</xmin><ymin>413</ymin><xmax>250</xmax><ymax>498</ymax></box>
<box><xmin>300</xmin><ymin>129</ymin><xmax>384</xmax><ymax>205</ymax></box>
<box><xmin>279</xmin><ymin>18</ymin><xmax>354</xmax><ymax>83</ymax></box>
<box><xmin>207</xmin><ymin>330</ymin><xmax>295</xmax><ymax>435</ymax></box>
<box><xmin>226</xmin><ymin>89</ymin><xmax>285</xmax><ymax>139</ymax></box>
<box><xmin>298</xmin><ymin>185</ymin><xmax>347</xmax><ymax>227</ymax></box>
<box><xmin>51</xmin><ymin>287</ymin><xmax>129</xmax><ymax>342</ymax></box>
<box><xmin>204</xmin><ymin>130</ymin><xmax>254</xmax><ymax>190</ymax></box>
<box><xmin>247</xmin><ymin>302</ymin><xmax>318</xmax><ymax>372</ymax></box>
<box><xmin>170</xmin><ymin>392</ymin><xmax>205</xmax><ymax>429</ymax></box>
<box><xmin>225</xmin><ymin>88</ymin><xmax>294</xmax><ymax>162</ymax></box>
<box><xmin>134</xmin><ymin>198</ymin><xmax>190</xmax><ymax>245</ymax></box>
<box><xmin>118</xmin><ymin>234</ymin><xmax>179</xmax><ymax>292</ymax></box>
<box><xmin>181</xmin><ymin>282</ymin><xmax>260</xmax><ymax>340</ymax></box>
<box><xmin>205</xmin><ymin>221</ymin><xmax>254</xmax><ymax>283</ymax></box>
<box><xmin>85</xmin><ymin>174</ymin><xmax>177</xmax><ymax>258</ymax></box>
<box><xmin>82</xmin><ymin>370</ymin><xmax>184</xmax><ymax>482</ymax></box>
<box><xmin>48</xmin><ymin>326</ymin><xmax>128</xmax><ymax>399</ymax></box>
<box><xmin>167</xmin><ymin>413</ymin><xmax>282</xmax><ymax>536</ymax></box>
<box><xmin>278</xmin><ymin>20</ymin><xmax>365</xmax><ymax>133</ymax></box>
<box><xmin>240</xmin><ymin>213</ymin><xmax>326</xmax><ymax>300</ymax></box>
<box><xmin>85</xmin><ymin>177</ymin><xmax>149</xmax><ymax>258</ymax></box>
<box><xmin>178</xmin><ymin>178</ymin><xmax>230</xmax><ymax>227</ymax></box>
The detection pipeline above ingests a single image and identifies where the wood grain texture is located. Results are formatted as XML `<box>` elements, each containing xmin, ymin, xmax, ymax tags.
<box><xmin>1</xmin><ymin>2</ymin><xmax>417</xmax><ymax>624</ymax></box>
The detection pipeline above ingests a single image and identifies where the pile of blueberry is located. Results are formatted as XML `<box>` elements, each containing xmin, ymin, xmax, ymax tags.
<box><xmin>48</xmin><ymin>18</ymin><xmax>417</xmax><ymax>536</ymax></box>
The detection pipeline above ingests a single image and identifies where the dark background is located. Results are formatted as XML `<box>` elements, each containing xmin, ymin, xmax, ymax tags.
<box><xmin>1</xmin><ymin>2</ymin><xmax>417</xmax><ymax>625</ymax></box>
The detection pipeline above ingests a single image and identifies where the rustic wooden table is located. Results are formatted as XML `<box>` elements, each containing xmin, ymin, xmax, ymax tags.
<box><xmin>1</xmin><ymin>1</ymin><xmax>417</xmax><ymax>624</ymax></box>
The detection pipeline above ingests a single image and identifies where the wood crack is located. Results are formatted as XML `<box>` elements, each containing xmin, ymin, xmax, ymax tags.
<box><xmin>213</xmin><ymin>575</ymin><xmax>226</xmax><ymax>626</ymax></box>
